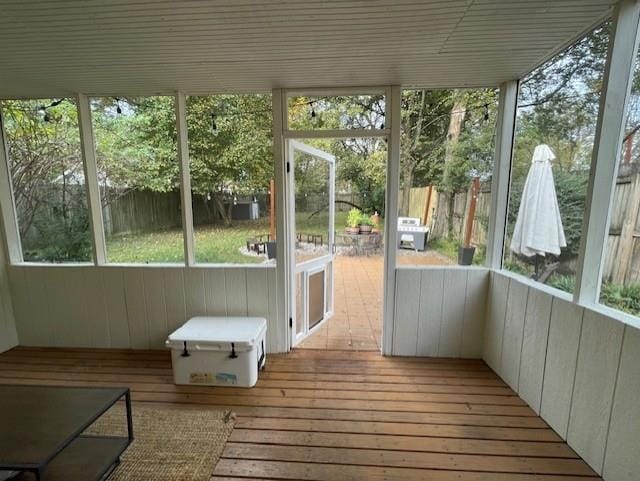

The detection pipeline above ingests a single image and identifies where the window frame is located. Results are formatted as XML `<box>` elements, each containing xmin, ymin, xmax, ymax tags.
<box><xmin>489</xmin><ymin>1</ymin><xmax>640</xmax><ymax>327</ymax></box>
<box><xmin>0</xmin><ymin>97</ymin><xmax>94</xmax><ymax>265</ymax></box>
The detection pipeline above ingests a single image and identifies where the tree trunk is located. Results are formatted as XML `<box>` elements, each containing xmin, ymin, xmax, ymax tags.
<box><xmin>400</xmin><ymin>163</ymin><xmax>414</xmax><ymax>217</ymax></box>
<box><xmin>447</xmin><ymin>193</ymin><xmax>456</xmax><ymax>239</ymax></box>
<box><xmin>399</xmin><ymin>90</ymin><xmax>427</xmax><ymax>217</ymax></box>
<box><xmin>433</xmin><ymin>97</ymin><xmax>467</xmax><ymax>240</ymax></box>
<box><xmin>211</xmin><ymin>192</ymin><xmax>231</xmax><ymax>225</ymax></box>
<box><xmin>226</xmin><ymin>200</ymin><xmax>234</xmax><ymax>226</ymax></box>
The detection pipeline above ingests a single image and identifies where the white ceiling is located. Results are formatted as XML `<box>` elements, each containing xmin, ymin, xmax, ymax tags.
<box><xmin>0</xmin><ymin>0</ymin><xmax>615</xmax><ymax>98</ymax></box>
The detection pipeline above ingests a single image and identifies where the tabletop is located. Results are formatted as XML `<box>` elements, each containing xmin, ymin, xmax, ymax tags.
<box><xmin>0</xmin><ymin>385</ymin><xmax>128</xmax><ymax>469</ymax></box>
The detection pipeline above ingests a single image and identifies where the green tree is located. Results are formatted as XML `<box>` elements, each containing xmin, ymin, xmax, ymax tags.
<box><xmin>1</xmin><ymin>98</ymin><xmax>92</xmax><ymax>261</ymax></box>
<box><xmin>186</xmin><ymin>95</ymin><xmax>273</xmax><ymax>224</ymax></box>
<box><xmin>505</xmin><ymin>25</ymin><xmax>609</xmax><ymax>273</ymax></box>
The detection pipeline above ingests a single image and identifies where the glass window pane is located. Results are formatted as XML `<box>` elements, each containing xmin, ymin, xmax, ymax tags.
<box><xmin>397</xmin><ymin>88</ymin><xmax>497</xmax><ymax>267</ymax></box>
<box><xmin>288</xmin><ymin>94</ymin><xmax>385</xmax><ymax>130</ymax></box>
<box><xmin>503</xmin><ymin>25</ymin><xmax>609</xmax><ymax>292</ymax></box>
<box><xmin>600</xmin><ymin>51</ymin><xmax>640</xmax><ymax>317</ymax></box>
<box><xmin>91</xmin><ymin>96</ymin><xmax>182</xmax><ymax>263</ymax></box>
<box><xmin>186</xmin><ymin>94</ymin><xmax>274</xmax><ymax>264</ymax></box>
<box><xmin>1</xmin><ymin>98</ymin><xmax>92</xmax><ymax>263</ymax></box>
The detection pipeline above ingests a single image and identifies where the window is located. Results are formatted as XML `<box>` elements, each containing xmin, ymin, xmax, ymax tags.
<box><xmin>599</xmin><ymin>50</ymin><xmax>640</xmax><ymax>317</ymax></box>
<box><xmin>288</xmin><ymin>94</ymin><xmax>385</xmax><ymax>130</ymax></box>
<box><xmin>91</xmin><ymin>96</ymin><xmax>182</xmax><ymax>263</ymax></box>
<box><xmin>397</xmin><ymin>89</ymin><xmax>497</xmax><ymax>267</ymax></box>
<box><xmin>186</xmin><ymin>94</ymin><xmax>274</xmax><ymax>264</ymax></box>
<box><xmin>1</xmin><ymin>98</ymin><xmax>92</xmax><ymax>263</ymax></box>
<box><xmin>503</xmin><ymin>25</ymin><xmax>609</xmax><ymax>292</ymax></box>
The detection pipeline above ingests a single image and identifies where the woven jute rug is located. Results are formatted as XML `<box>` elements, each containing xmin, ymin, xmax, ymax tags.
<box><xmin>84</xmin><ymin>403</ymin><xmax>235</xmax><ymax>481</ymax></box>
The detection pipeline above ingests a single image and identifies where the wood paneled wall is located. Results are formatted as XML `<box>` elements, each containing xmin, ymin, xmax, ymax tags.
<box><xmin>7</xmin><ymin>265</ymin><xmax>285</xmax><ymax>353</ymax></box>
<box><xmin>483</xmin><ymin>271</ymin><xmax>640</xmax><ymax>481</ymax></box>
<box><xmin>392</xmin><ymin>267</ymin><xmax>489</xmax><ymax>358</ymax></box>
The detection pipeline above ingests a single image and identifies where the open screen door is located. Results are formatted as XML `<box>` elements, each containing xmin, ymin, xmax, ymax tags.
<box><xmin>287</xmin><ymin>140</ymin><xmax>335</xmax><ymax>347</ymax></box>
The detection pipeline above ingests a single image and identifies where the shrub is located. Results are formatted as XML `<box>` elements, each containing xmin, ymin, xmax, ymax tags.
<box><xmin>347</xmin><ymin>208</ymin><xmax>362</xmax><ymax>228</ymax></box>
<box><xmin>359</xmin><ymin>212</ymin><xmax>374</xmax><ymax>226</ymax></box>
<box><xmin>546</xmin><ymin>275</ymin><xmax>640</xmax><ymax>316</ymax></box>
<box><xmin>601</xmin><ymin>282</ymin><xmax>640</xmax><ymax>316</ymax></box>
<box><xmin>547</xmin><ymin>274</ymin><xmax>575</xmax><ymax>293</ymax></box>
<box><xmin>26</xmin><ymin>207</ymin><xmax>92</xmax><ymax>262</ymax></box>
<box><xmin>431</xmin><ymin>238</ymin><xmax>458</xmax><ymax>261</ymax></box>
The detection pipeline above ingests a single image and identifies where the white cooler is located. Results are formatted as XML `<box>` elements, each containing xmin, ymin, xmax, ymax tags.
<box><xmin>166</xmin><ymin>316</ymin><xmax>266</xmax><ymax>388</ymax></box>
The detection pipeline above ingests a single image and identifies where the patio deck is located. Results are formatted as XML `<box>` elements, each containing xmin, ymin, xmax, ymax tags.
<box><xmin>298</xmin><ymin>250</ymin><xmax>453</xmax><ymax>351</ymax></box>
<box><xmin>0</xmin><ymin>347</ymin><xmax>601</xmax><ymax>481</ymax></box>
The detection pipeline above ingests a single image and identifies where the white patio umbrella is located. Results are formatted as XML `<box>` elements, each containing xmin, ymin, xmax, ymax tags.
<box><xmin>510</xmin><ymin>144</ymin><xmax>566</xmax><ymax>277</ymax></box>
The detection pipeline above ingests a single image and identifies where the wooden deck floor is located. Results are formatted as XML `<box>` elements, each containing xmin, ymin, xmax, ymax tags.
<box><xmin>0</xmin><ymin>347</ymin><xmax>602</xmax><ymax>481</ymax></box>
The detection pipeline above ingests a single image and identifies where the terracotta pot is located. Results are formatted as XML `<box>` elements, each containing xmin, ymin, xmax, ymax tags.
<box><xmin>359</xmin><ymin>224</ymin><xmax>373</xmax><ymax>234</ymax></box>
<box><xmin>345</xmin><ymin>226</ymin><xmax>360</xmax><ymax>234</ymax></box>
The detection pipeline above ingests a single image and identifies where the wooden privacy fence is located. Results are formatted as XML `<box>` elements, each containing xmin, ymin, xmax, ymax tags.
<box><xmin>406</xmin><ymin>166</ymin><xmax>640</xmax><ymax>284</ymax></box>
<box><xmin>602</xmin><ymin>168</ymin><xmax>640</xmax><ymax>284</ymax></box>
<box><xmin>101</xmin><ymin>171</ymin><xmax>640</xmax><ymax>283</ymax></box>
<box><xmin>102</xmin><ymin>188</ymin><xmax>271</xmax><ymax>235</ymax></box>
<box><xmin>102</xmin><ymin>188</ymin><xmax>182</xmax><ymax>236</ymax></box>
<box><xmin>402</xmin><ymin>185</ymin><xmax>490</xmax><ymax>247</ymax></box>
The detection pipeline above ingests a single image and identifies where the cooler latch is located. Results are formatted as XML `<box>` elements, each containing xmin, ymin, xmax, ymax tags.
<box><xmin>181</xmin><ymin>341</ymin><xmax>190</xmax><ymax>357</ymax></box>
<box><xmin>229</xmin><ymin>343</ymin><xmax>238</xmax><ymax>359</ymax></box>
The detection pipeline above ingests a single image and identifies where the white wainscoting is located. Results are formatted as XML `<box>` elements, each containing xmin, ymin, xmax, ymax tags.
<box><xmin>392</xmin><ymin>266</ymin><xmax>489</xmax><ymax>358</ymax></box>
<box><xmin>8</xmin><ymin>264</ymin><xmax>285</xmax><ymax>353</ymax></box>
<box><xmin>483</xmin><ymin>270</ymin><xmax>640</xmax><ymax>481</ymax></box>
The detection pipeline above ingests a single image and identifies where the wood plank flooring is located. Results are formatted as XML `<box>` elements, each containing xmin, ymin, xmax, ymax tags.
<box><xmin>0</xmin><ymin>347</ymin><xmax>602</xmax><ymax>481</ymax></box>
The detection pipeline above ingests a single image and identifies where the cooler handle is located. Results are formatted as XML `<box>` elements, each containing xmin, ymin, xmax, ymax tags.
<box><xmin>257</xmin><ymin>340</ymin><xmax>265</xmax><ymax>370</ymax></box>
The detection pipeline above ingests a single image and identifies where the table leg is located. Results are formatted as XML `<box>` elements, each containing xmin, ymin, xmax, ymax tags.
<box><xmin>125</xmin><ymin>391</ymin><xmax>134</xmax><ymax>442</ymax></box>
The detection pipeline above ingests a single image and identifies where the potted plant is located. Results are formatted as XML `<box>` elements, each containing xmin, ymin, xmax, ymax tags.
<box><xmin>358</xmin><ymin>212</ymin><xmax>374</xmax><ymax>234</ymax></box>
<box><xmin>346</xmin><ymin>208</ymin><xmax>361</xmax><ymax>234</ymax></box>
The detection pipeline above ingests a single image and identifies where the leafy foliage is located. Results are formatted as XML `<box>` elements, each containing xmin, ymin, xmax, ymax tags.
<box><xmin>92</xmin><ymin>97</ymin><xmax>178</xmax><ymax>193</ymax></box>
<box><xmin>503</xmin><ymin>24</ymin><xmax>610</xmax><ymax>281</ymax></box>
<box><xmin>1</xmin><ymin>98</ymin><xmax>92</xmax><ymax>261</ymax></box>
<box><xmin>359</xmin><ymin>211</ymin><xmax>374</xmax><ymax>227</ymax></box>
<box><xmin>601</xmin><ymin>282</ymin><xmax>640</xmax><ymax>316</ymax></box>
<box><xmin>186</xmin><ymin>95</ymin><xmax>273</xmax><ymax>195</ymax></box>
<box><xmin>347</xmin><ymin>208</ymin><xmax>362</xmax><ymax>228</ymax></box>
<box><xmin>548</xmin><ymin>275</ymin><xmax>640</xmax><ymax>316</ymax></box>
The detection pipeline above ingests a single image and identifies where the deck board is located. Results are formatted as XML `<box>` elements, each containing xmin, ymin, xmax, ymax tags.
<box><xmin>0</xmin><ymin>347</ymin><xmax>601</xmax><ymax>481</ymax></box>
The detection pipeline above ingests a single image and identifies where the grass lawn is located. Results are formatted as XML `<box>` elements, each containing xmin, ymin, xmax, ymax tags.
<box><xmin>106</xmin><ymin>211</ymin><xmax>354</xmax><ymax>264</ymax></box>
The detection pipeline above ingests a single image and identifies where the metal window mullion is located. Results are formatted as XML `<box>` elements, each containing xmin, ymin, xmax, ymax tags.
<box><xmin>381</xmin><ymin>85</ymin><xmax>401</xmax><ymax>356</ymax></box>
<box><xmin>486</xmin><ymin>80</ymin><xmax>519</xmax><ymax>270</ymax></box>
<box><xmin>272</xmin><ymin>88</ymin><xmax>289</xmax><ymax>351</ymax></box>
<box><xmin>77</xmin><ymin>93</ymin><xmax>106</xmax><ymax>265</ymax></box>
<box><xmin>574</xmin><ymin>0</ymin><xmax>640</xmax><ymax>304</ymax></box>
<box><xmin>0</xmin><ymin>108</ymin><xmax>23</xmax><ymax>263</ymax></box>
<box><xmin>175</xmin><ymin>92</ymin><xmax>195</xmax><ymax>266</ymax></box>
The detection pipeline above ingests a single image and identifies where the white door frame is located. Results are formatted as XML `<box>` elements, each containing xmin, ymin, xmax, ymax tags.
<box><xmin>278</xmin><ymin>87</ymin><xmax>400</xmax><ymax>353</ymax></box>
<box><xmin>286</xmin><ymin>139</ymin><xmax>336</xmax><ymax>347</ymax></box>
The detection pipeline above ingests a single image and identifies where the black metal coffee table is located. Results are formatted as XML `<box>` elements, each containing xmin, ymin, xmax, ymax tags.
<box><xmin>0</xmin><ymin>385</ymin><xmax>133</xmax><ymax>481</ymax></box>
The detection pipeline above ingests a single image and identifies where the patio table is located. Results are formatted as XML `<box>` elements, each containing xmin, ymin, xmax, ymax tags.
<box><xmin>0</xmin><ymin>385</ymin><xmax>133</xmax><ymax>481</ymax></box>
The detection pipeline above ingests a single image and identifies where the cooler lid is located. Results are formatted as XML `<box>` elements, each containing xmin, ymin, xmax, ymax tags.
<box><xmin>168</xmin><ymin>316</ymin><xmax>267</xmax><ymax>347</ymax></box>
